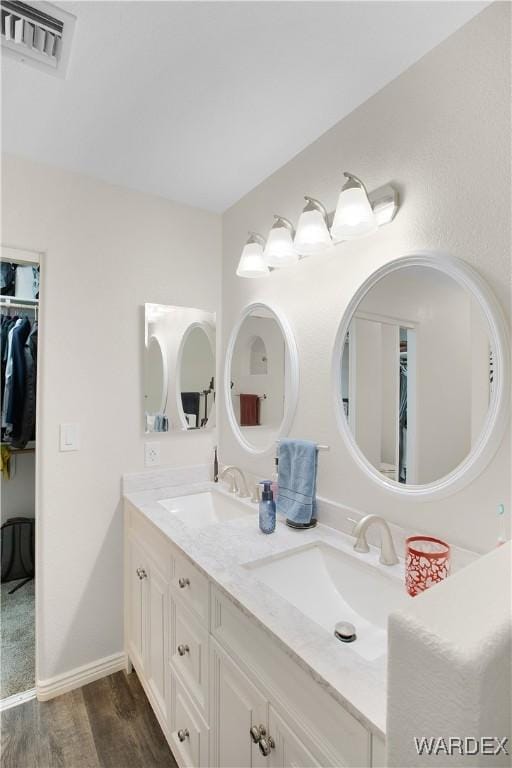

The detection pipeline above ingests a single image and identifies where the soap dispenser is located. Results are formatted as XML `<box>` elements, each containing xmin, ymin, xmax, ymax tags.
<box><xmin>259</xmin><ymin>481</ymin><xmax>276</xmax><ymax>535</ymax></box>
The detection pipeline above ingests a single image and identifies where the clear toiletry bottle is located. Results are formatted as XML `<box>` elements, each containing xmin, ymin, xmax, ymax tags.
<box><xmin>259</xmin><ymin>481</ymin><xmax>276</xmax><ymax>535</ymax></box>
<box><xmin>271</xmin><ymin>456</ymin><xmax>279</xmax><ymax>500</ymax></box>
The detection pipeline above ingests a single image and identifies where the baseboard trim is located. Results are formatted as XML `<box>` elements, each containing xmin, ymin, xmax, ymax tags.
<box><xmin>36</xmin><ymin>652</ymin><xmax>127</xmax><ymax>701</ymax></box>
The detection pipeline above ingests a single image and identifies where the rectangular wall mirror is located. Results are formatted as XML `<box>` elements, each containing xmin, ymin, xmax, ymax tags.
<box><xmin>144</xmin><ymin>303</ymin><xmax>216</xmax><ymax>433</ymax></box>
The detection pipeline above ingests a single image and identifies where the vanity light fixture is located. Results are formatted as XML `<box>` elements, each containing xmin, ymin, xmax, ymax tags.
<box><xmin>263</xmin><ymin>216</ymin><xmax>299</xmax><ymax>268</ymax></box>
<box><xmin>331</xmin><ymin>172</ymin><xmax>377</xmax><ymax>241</ymax></box>
<box><xmin>293</xmin><ymin>196</ymin><xmax>332</xmax><ymax>256</ymax></box>
<box><xmin>236</xmin><ymin>232</ymin><xmax>269</xmax><ymax>278</ymax></box>
<box><xmin>236</xmin><ymin>175</ymin><xmax>399</xmax><ymax>277</ymax></box>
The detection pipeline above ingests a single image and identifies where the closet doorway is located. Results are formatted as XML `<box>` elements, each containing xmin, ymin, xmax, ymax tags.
<box><xmin>1</xmin><ymin>246</ymin><xmax>40</xmax><ymax>708</ymax></box>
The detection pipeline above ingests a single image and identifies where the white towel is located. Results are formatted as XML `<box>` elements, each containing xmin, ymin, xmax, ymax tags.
<box><xmin>387</xmin><ymin>542</ymin><xmax>511</xmax><ymax>767</ymax></box>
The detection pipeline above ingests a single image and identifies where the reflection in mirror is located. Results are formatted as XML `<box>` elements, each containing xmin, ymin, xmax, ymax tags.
<box><xmin>144</xmin><ymin>304</ymin><xmax>215</xmax><ymax>433</ymax></box>
<box><xmin>145</xmin><ymin>335</ymin><xmax>167</xmax><ymax>430</ymax></box>
<box><xmin>340</xmin><ymin>266</ymin><xmax>493</xmax><ymax>485</ymax></box>
<box><xmin>229</xmin><ymin>307</ymin><xmax>287</xmax><ymax>450</ymax></box>
<box><xmin>180</xmin><ymin>326</ymin><xmax>215</xmax><ymax>429</ymax></box>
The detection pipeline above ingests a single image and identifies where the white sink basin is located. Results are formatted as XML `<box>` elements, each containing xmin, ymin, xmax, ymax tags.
<box><xmin>158</xmin><ymin>491</ymin><xmax>254</xmax><ymax>528</ymax></box>
<box><xmin>244</xmin><ymin>542</ymin><xmax>408</xmax><ymax>661</ymax></box>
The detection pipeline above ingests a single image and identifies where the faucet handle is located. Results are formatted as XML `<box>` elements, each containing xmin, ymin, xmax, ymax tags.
<box><xmin>347</xmin><ymin>517</ymin><xmax>358</xmax><ymax>530</ymax></box>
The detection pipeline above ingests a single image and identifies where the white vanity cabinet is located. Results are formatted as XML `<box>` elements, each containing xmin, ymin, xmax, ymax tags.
<box><xmin>124</xmin><ymin>502</ymin><xmax>381</xmax><ymax>768</ymax></box>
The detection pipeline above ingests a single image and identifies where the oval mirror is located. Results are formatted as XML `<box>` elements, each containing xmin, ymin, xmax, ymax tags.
<box><xmin>144</xmin><ymin>335</ymin><xmax>167</xmax><ymax>430</ymax></box>
<box><xmin>179</xmin><ymin>324</ymin><xmax>216</xmax><ymax>429</ymax></box>
<box><xmin>334</xmin><ymin>254</ymin><xmax>509</xmax><ymax>498</ymax></box>
<box><xmin>225</xmin><ymin>303</ymin><xmax>299</xmax><ymax>454</ymax></box>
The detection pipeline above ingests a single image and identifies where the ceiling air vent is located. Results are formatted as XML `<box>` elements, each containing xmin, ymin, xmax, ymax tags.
<box><xmin>1</xmin><ymin>0</ymin><xmax>76</xmax><ymax>77</ymax></box>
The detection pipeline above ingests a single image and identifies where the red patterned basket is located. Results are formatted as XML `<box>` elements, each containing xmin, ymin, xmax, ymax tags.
<box><xmin>405</xmin><ymin>536</ymin><xmax>450</xmax><ymax>597</ymax></box>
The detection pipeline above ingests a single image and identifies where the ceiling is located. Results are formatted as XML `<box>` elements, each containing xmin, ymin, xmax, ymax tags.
<box><xmin>1</xmin><ymin>1</ymin><xmax>488</xmax><ymax>212</ymax></box>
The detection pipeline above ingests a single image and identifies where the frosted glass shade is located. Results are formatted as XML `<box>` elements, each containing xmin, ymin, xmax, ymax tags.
<box><xmin>331</xmin><ymin>185</ymin><xmax>377</xmax><ymax>241</ymax></box>
<box><xmin>264</xmin><ymin>225</ymin><xmax>299</xmax><ymax>268</ymax></box>
<box><xmin>294</xmin><ymin>208</ymin><xmax>332</xmax><ymax>256</ymax></box>
<box><xmin>236</xmin><ymin>241</ymin><xmax>269</xmax><ymax>278</ymax></box>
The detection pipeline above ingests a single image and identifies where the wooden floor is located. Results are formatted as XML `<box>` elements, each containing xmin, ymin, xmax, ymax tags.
<box><xmin>1</xmin><ymin>671</ymin><xmax>178</xmax><ymax>768</ymax></box>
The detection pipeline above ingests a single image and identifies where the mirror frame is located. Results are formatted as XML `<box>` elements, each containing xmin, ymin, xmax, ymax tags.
<box><xmin>224</xmin><ymin>301</ymin><xmax>299</xmax><ymax>456</ymax></box>
<box><xmin>146</xmin><ymin>333</ymin><xmax>168</xmax><ymax>417</ymax></box>
<box><xmin>175</xmin><ymin>320</ymin><xmax>216</xmax><ymax>431</ymax></box>
<box><xmin>332</xmin><ymin>252</ymin><xmax>510</xmax><ymax>501</ymax></box>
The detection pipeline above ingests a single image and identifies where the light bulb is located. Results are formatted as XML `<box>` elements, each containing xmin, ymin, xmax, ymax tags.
<box><xmin>264</xmin><ymin>216</ymin><xmax>299</xmax><ymax>268</ymax></box>
<box><xmin>331</xmin><ymin>173</ymin><xmax>377</xmax><ymax>241</ymax></box>
<box><xmin>294</xmin><ymin>197</ymin><xmax>332</xmax><ymax>256</ymax></box>
<box><xmin>236</xmin><ymin>233</ymin><xmax>269</xmax><ymax>278</ymax></box>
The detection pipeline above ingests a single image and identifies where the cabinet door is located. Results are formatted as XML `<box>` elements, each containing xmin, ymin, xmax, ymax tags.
<box><xmin>127</xmin><ymin>533</ymin><xmax>148</xmax><ymax>673</ymax></box>
<box><xmin>210</xmin><ymin>641</ymin><xmax>268</xmax><ymax>768</ymax></box>
<box><xmin>147</xmin><ymin>557</ymin><xmax>168</xmax><ymax>722</ymax></box>
<box><xmin>269</xmin><ymin>707</ymin><xmax>323</xmax><ymax>768</ymax></box>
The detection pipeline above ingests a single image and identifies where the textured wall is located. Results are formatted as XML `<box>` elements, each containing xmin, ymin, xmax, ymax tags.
<box><xmin>1</xmin><ymin>155</ymin><xmax>220</xmax><ymax>680</ymax></box>
<box><xmin>220</xmin><ymin>3</ymin><xmax>511</xmax><ymax>553</ymax></box>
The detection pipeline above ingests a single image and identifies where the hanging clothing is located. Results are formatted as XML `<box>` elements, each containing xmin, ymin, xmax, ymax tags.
<box><xmin>5</xmin><ymin>317</ymin><xmax>31</xmax><ymax>437</ymax></box>
<box><xmin>12</xmin><ymin>322</ymin><xmax>38</xmax><ymax>448</ymax></box>
<box><xmin>2</xmin><ymin>315</ymin><xmax>36</xmax><ymax>446</ymax></box>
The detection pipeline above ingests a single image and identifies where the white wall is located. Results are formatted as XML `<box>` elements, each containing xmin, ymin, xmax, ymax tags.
<box><xmin>1</xmin><ymin>154</ymin><xmax>221</xmax><ymax>681</ymax></box>
<box><xmin>220</xmin><ymin>3</ymin><xmax>511</xmax><ymax>553</ymax></box>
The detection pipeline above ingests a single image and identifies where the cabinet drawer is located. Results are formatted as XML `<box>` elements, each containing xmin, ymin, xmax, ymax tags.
<box><xmin>169</xmin><ymin>671</ymin><xmax>209</xmax><ymax>768</ymax></box>
<box><xmin>170</xmin><ymin>597</ymin><xmax>209</xmax><ymax>721</ymax></box>
<box><xmin>171</xmin><ymin>549</ymin><xmax>209</xmax><ymax>627</ymax></box>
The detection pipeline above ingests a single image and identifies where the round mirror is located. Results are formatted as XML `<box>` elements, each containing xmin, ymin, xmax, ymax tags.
<box><xmin>178</xmin><ymin>324</ymin><xmax>215</xmax><ymax>429</ymax></box>
<box><xmin>144</xmin><ymin>335</ymin><xmax>167</xmax><ymax>427</ymax></box>
<box><xmin>334</xmin><ymin>254</ymin><xmax>509</xmax><ymax>498</ymax></box>
<box><xmin>225</xmin><ymin>303</ymin><xmax>299</xmax><ymax>454</ymax></box>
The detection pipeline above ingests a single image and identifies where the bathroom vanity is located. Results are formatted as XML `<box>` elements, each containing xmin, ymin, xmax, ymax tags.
<box><xmin>123</xmin><ymin>477</ymin><xmax>404</xmax><ymax>768</ymax></box>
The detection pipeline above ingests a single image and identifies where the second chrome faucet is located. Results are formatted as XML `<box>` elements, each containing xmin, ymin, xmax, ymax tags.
<box><xmin>351</xmin><ymin>514</ymin><xmax>399</xmax><ymax>566</ymax></box>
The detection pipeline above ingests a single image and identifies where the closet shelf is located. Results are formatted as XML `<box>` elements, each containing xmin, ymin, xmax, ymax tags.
<box><xmin>1</xmin><ymin>444</ymin><xmax>35</xmax><ymax>455</ymax></box>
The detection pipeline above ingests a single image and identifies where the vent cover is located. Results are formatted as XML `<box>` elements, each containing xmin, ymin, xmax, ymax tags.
<box><xmin>1</xmin><ymin>0</ymin><xmax>75</xmax><ymax>77</ymax></box>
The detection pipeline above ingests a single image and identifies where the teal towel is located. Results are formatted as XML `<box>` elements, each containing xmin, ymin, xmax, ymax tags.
<box><xmin>277</xmin><ymin>439</ymin><xmax>318</xmax><ymax>524</ymax></box>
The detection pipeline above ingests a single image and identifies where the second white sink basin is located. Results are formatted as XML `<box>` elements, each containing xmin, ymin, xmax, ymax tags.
<box><xmin>244</xmin><ymin>542</ymin><xmax>408</xmax><ymax>661</ymax></box>
<box><xmin>158</xmin><ymin>490</ymin><xmax>254</xmax><ymax>528</ymax></box>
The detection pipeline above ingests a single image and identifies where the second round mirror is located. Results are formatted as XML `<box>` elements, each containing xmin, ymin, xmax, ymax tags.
<box><xmin>226</xmin><ymin>303</ymin><xmax>298</xmax><ymax>453</ymax></box>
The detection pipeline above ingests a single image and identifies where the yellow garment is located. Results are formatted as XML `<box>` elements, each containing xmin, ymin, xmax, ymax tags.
<box><xmin>1</xmin><ymin>444</ymin><xmax>11</xmax><ymax>479</ymax></box>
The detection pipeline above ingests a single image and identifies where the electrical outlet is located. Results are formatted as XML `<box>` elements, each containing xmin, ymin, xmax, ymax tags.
<box><xmin>144</xmin><ymin>442</ymin><xmax>160</xmax><ymax>467</ymax></box>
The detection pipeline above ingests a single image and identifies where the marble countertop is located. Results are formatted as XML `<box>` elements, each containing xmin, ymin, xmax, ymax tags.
<box><xmin>124</xmin><ymin>477</ymin><xmax>412</xmax><ymax>737</ymax></box>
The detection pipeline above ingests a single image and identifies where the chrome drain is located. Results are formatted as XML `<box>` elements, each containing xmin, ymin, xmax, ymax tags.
<box><xmin>334</xmin><ymin>621</ymin><xmax>356</xmax><ymax>643</ymax></box>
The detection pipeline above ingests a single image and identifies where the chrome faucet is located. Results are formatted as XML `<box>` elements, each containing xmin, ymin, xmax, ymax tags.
<box><xmin>351</xmin><ymin>514</ymin><xmax>399</xmax><ymax>566</ymax></box>
<box><xmin>219</xmin><ymin>466</ymin><xmax>250</xmax><ymax>498</ymax></box>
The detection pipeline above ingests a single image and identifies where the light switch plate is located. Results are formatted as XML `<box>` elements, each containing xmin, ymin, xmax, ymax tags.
<box><xmin>60</xmin><ymin>423</ymin><xmax>80</xmax><ymax>451</ymax></box>
<box><xmin>144</xmin><ymin>442</ymin><xmax>160</xmax><ymax>467</ymax></box>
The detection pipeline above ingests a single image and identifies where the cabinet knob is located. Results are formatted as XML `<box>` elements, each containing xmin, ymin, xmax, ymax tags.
<box><xmin>178</xmin><ymin>576</ymin><xmax>190</xmax><ymax>589</ymax></box>
<box><xmin>258</xmin><ymin>736</ymin><xmax>275</xmax><ymax>757</ymax></box>
<box><xmin>136</xmin><ymin>568</ymin><xmax>147</xmax><ymax>580</ymax></box>
<box><xmin>250</xmin><ymin>724</ymin><xmax>266</xmax><ymax>744</ymax></box>
<box><xmin>177</xmin><ymin>728</ymin><xmax>189</xmax><ymax>743</ymax></box>
<box><xmin>177</xmin><ymin>644</ymin><xmax>190</xmax><ymax>656</ymax></box>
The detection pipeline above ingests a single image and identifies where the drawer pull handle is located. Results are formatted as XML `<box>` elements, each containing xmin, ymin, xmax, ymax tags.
<box><xmin>250</xmin><ymin>725</ymin><xmax>266</xmax><ymax>744</ymax></box>
<box><xmin>136</xmin><ymin>568</ymin><xmax>147</xmax><ymax>580</ymax></box>
<box><xmin>178</xmin><ymin>728</ymin><xmax>189</xmax><ymax>742</ymax></box>
<box><xmin>178</xmin><ymin>577</ymin><xmax>190</xmax><ymax>589</ymax></box>
<box><xmin>177</xmin><ymin>644</ymin><xmax>190</xmax><ymax>656</ymax></box>
<box><xmin>259</xmin><ymin>737</ymin><xmax>275</xmax><ymax>757</ymax></box>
